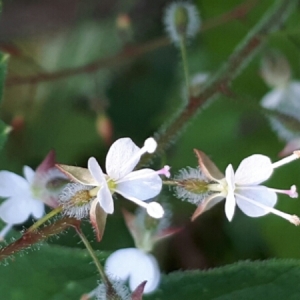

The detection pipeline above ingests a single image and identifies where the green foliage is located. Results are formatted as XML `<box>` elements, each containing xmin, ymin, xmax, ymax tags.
<box><xmin>0</xmin><ymin>244</ymin><xmax>109</xmax><ymax>300</ymax></box>
<box><xmin>3</xmin><ymin>245</ymin><xmax>300</xmax><ymax>300</ymax></box>
<box><xmin>147</xmin><ymin>260</ymin><xmax>300</xmax><ymax>300</ymax></box>
<box><xmin>0</xmin><ymin>52</ymin><xmax>9</xmax><ymax>150</ymax></box>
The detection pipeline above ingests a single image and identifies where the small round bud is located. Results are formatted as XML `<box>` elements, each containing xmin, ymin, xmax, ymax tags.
<box><xmin>116</xmin><ymin>13</ymin><xmax>131</xmax><ymax>30</ymax></box>
<box><xmin>261</xmin><ymin>50</ymin><xmax>291</xmax><ymax>88</ymax></box>
<box><xmin>146</xmin><ymin>202</ymin><xmax>164</xmax><ymax>219</ymax></box>
<box><xmin>164</xmin><ymin>2</ymin><xmax>201</xmax><ymax>45</ymax></box>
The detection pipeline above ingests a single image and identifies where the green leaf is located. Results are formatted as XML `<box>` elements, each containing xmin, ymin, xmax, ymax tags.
<box><xmin>146</xmin><ymin>260</ymin><xmax>300</xmax><ymax>300</ymax></box>
<box><xmin>0</xmin><ymin>52</ymin><xmax>8</xmax><ymax>104</ymax></box>
<box><xmin>0</xmin><ymin>244</ymin><xmax>109</xmax><ymax>300</ymax></box>
<box><xmin>0</xmin><ymin>119</ymin><xmax>10</xmax><ymax>150</ymax></box>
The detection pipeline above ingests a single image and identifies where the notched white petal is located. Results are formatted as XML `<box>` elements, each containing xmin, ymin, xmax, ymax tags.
<box><xmin>116</xmin><ymin>169</ymin><xmax>162</xmax><ymax>201</ymax></box>
<box><xmin>88</xmin><ymin>157</ymin><xmax>106</xmax><ymax>185</ymax></box>
<box><xmin>234</xmin><ymin>154</ymin><xmax>273</xmax><ymax>185</ymax></box>
<box><xmin>0</xmin><ymin>171</ymin><xmax>30</xmax><ymax>197</ymax></box>
<box><xmin>235</xmin><ymin>186</ymin><xmax>277</xmax><ymax>217</ymax></box>
<box><xmin>106</xmin><ymin>138</ymin><xmax>140</xmax><ymax>180</ymax></box>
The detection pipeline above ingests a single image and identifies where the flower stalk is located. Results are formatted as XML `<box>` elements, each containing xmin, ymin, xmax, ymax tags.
<box><xmin>27</xmin><ymin>206</ymin><xmax>63</xmax><ymax>233</ymax></box>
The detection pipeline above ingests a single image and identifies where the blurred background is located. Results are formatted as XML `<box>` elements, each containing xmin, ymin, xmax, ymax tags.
<box><xmin>0</xmin><ymin>0</ymin><xmax>300</xmax><ymax>279</ymax></box>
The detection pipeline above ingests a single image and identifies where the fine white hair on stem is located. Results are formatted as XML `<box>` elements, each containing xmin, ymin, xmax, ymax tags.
<box><xmin>96</xmin><ymin>279</ymin><xmax>131</xmax><ymax>300</ymax></box>
<box><xmin>163</xmin><ymin>1</ymin><xmax>201</xmax><ymax>45</ymax></box>
<box><xmin>58</xmin><ymin>183</ymin><xmax>94</xmax><ymax>219</ymax></box>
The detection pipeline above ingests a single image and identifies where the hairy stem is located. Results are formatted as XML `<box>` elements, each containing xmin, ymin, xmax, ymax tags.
<box><xmin>5</xmin><ymin>0</ymin><xmax>257</xmax><ymax>87</ymax></box>
<box><xmin>76</xmin><ymin>228</ymin><xmax>111</xmax><ymax>287</ymax></box>
<box><xmin>179</xmin><ymin>36</ymin><xmax>190</xmax><ymax>98</ymax></box>
<box><xmin>0</xmin><ymin>217</ymin><xmax>80</xmax><ymax>261</ymax></box>
<box><xmin>27</xmin><ymin>206</ymin><xmax>63</xmax><ymax>232</ymax></box>
<box><xmin>139</xmin><ymin>0</ymin><xmax>298</xmax><ymax>166</ymax></box>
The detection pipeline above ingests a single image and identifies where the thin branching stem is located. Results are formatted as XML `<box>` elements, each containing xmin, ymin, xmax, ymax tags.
<box><xmin>139</xmin><ymin>0</ymin><xmax>298</xmax><ymax>167</ymax></box>
<box><xmin>76</xmin><ymin>228</ymin><xmax>110</xmax><ymax>286</ymax></box>
<box><xmin>5</xmin><ymin>0</ymin><xmax>257</xmax><ymax>87</ymax></box>
<box><xmin>27</xmin><ymin>206</ymin><xmax>63</xmax><ymax>232</ymax></box>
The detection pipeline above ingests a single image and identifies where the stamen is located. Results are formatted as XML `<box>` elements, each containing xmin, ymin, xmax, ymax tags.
<box><xmin>272</xmin><ymin>152</ymin><xmax>300</xmax><ymax>168</ymax></box>
<box><xmin>143</xmin><ymin>137</ymin><xmax>157</xmax><ymax>154</ymax></box>
<box><xmin>146</xmin><ymin>202</ymin><xmax>164</xmax><ymax>219</ymax></box>
<box><xmin>238</xmin><ymin>193</ymin><xmax>300</xmax><ymax>225</ymax></box>
<box><xmin>156</xmin><ymin>165</ymin><xmax>171</xmax><ymax>178</ymax></box>
<box><xmin>268</xmin><ymin>185</ymin><xmax>298</xmax><ymax>198</ymax></box>
<box><xmin>119</xmin><ymin>138</ymin><xmax>157</xmax><ymax>176</ymax></box>
<box><xmin>125</xmin><ymin>196</ymin><xmax>164</xmax><ymax>218</ymax></box>
<box><xmin>0</xmin><ymin>224</ymin><xmax>13</xmax><ymax>241</ymax></box>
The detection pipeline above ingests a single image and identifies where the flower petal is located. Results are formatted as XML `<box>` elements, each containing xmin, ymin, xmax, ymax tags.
<box><xmin>261</xmin><ymin>88</ymin><xmax>285</xmax><ymax>109</ymax></box>
<box><xmin>225</xmin><ymin>164</ymin><xmax>236</xmax><ymax>221</ymax></box>
<box><xmin>115</xmin><ymin>169</ymin><xmax>162</xmax><ymax>201</ymax></box>
<box><xmin>88</xmin><ymin>157</ymin><xmax>106</xmax><ymax>185</ymax></box>
<box><xmin>235</xmin><ymin>186</ymin><xmax>277</xmax><ymax>217</ymax></box>
<box><xmin>129</xmin><ymin>253</ymin><xmax>160</xmax><ymax>294</ymax></box>
<box><xmin>234</xmin><ymin>154</ymin><xmax>273</xmax><ymax>185</ymax></box>
<box><xmin>97</xmin><ymin>185</ymin><xmax>114</xmax><ymax>214</ymax></box>
<box><xmin>0</xmin><ymin>171</ymin><xmax>30</xmax><ymax>197</ymax></box>
<box><xmin>191</xmin><ymin>193</ymin><xmax>224</xmax><ymax>221</ymax></box>
<box><xmin>105</xmin><ymin>248</ymin><xmax>160</xmax><ymax>294</ymax></box>
<box><xmin>56</xmin><ymin>164</ymin><xmax>97</xmax><ymax>185</ymax></box>
<box><xmin>106</xmin><ymin>138</ymin><xmax>140</xmax><ymax>180</ymax></box>
<box><xmin>105</xmin><ymin>248</ymin><xmax>140</xmax><ymax>281</ymax></box>
<box><xmin>194</xmin><ymin>149</ymin><xmax>224</xmax><ymax>181</ymax></box>
<box><xmin>89</xmin><ymin>199</ymin><xmax>107</xmax><ymax>242</ymax></box>
<box><xmin>28</xmin><ymin>199</ymin><xmax>45</xmax><ymax>219</ymax></box>
<box><xmin>23</xmin><ymin>166</ymin><xmax>35</xmax><ymax>184</ymax></box>
<box><xmin>0</xmin><ymin>197</ymin><xmax>33</xmax><ymax>224</ymax></box>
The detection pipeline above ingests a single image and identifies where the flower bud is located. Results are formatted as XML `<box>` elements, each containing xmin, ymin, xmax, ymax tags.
<box><xmin>174</xmin><ymin>167</ymin><xmax>210</xmax><ymax>204</ymax></box>
<box><xmin>58</xmin><ymin>183</ymin><xmax>95</xmax><ymax>219</ymax></box>
<box><xmin>164</xmin><ymin>2</ymin><xmax>201</xmax><ymax>45</ymax></box>
<box><xmin>261</xmin><ymin>50</ymin><xmax>291</xmax><ymax>88</ymax></box>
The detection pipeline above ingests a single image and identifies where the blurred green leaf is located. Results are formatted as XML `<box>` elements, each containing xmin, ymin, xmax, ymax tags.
<box><xmin>147</xmin><ymin>259</ymin><xmax>300</xmax><ymax>300</ymax></box>
<box><xmin>0</xmin><ymin>52</ymin><xmax>9</xmax><ymax>150</ymax></box>
<box><xmin>0</xmin><ymin>244</ymin><xmax>109</xmax><ymax>300</ymax></box>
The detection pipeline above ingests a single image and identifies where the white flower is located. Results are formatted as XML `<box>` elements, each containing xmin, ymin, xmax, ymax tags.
<box><xmin>87</xmin><ymin>137</ymin><xmax>170</xmax><ymax>218</ymax></box>
<box><xmin>192</xmin><ymin>150</ymin><xmax>300</xmax><ymax>224</ymax></box>
<box><xmin>0</xmin><ymin>166</ymin><xmax>44</xmax><ymax>239</ymax></box>
<box><xmin>105</xmin><ymin>248</ymin><xmax>160</xmax><ymax>294</ymax></box>
<box><xmin>0</xmin><ymin>151</ymin><xmax>68</xmax><ymax>239</ymax></box>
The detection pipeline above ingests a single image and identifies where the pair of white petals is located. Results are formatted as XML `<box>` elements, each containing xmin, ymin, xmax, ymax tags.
<box><xmin>0</xmin><ymin>167</ymin><xmax>44</xmax><ymax>225</ymax></box>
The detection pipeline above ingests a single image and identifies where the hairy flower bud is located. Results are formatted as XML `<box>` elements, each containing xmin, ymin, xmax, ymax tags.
<box><xmin>174</xmin><ymin>167</ymin><xmax>211</xmax><ymax>204</ymax></box>
<box><xmin>261</xmin><ymin>50</ymin><xmax>291</xmax><ymax>88</ymax></box>
<box><xmin>164</xmin><ymin>2</ymin><xmax>201</xmax><ymax>45</ymax></box>
<box><xmin>58</xmin><ymin>183</ymin><xmax>95</xmax><ymax>219</ymax></box>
